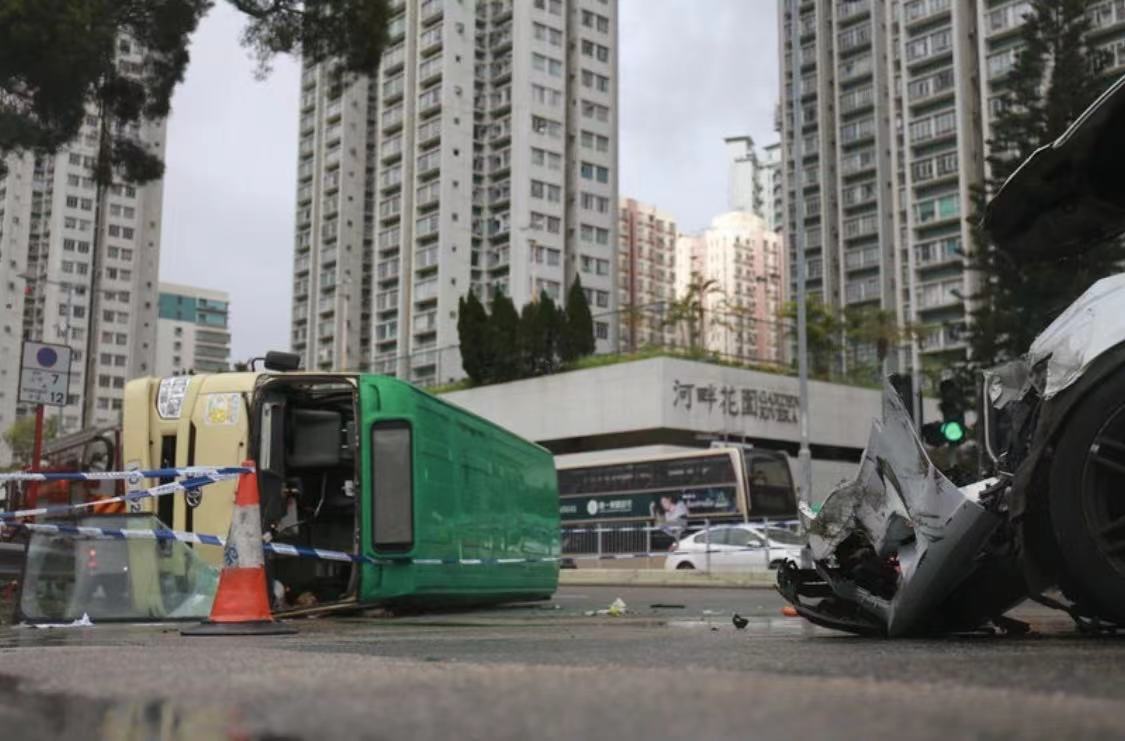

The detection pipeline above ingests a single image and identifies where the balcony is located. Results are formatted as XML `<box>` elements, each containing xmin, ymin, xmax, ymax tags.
<box><xmin>417</xmin><ymin>118</ymin><xmax>442</xmax><ymax>147</ymax></box>
<box><xmin>421</xmin><ymin>0</ymin><xmax>443</xmax><ymax>24</ymax></box>
<box><xmin>420</xmin><ymin>26</ymin><xmax>443</xmax><ymax>56</ymax></box>
<box><xmin>418</xmin><ymin>56</ymin><xmax>443</xmax><ymax>85</ymax></box>
<box><xmin>903</xmin><ymin>0</ymin><xmax>952</xmax><ymax>27</ymax></box>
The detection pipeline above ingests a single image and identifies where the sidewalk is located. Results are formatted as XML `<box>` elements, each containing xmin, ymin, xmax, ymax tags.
<box><xmin>558</xmin><ymin>568</ymin><xmax>777</xmax><ymax>589</ymax></box>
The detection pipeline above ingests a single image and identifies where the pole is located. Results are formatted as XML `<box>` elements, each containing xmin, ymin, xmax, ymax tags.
<box><xmin>704</xmin><ymin>519</ymin><xmax>711</xmax><ymax>574</ymax></box>
<box><xmin>27</xmin><ymin>404</ymin><xmax>45</xmax><ymax>510</ymax></box>
<box><xmin>788</xmin><ymin>0</ymin><xmax>814</xmax><ymax>533</ymax></box>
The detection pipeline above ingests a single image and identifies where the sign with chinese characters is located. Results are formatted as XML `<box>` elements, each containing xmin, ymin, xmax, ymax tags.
<box><xmin>18</xmin><ymin>341</ymin><xmax>73</xmax><ymax>407</ymax></box>
<box><xmin>671</xmin><ymin>380</ymin><xmax>799</xmax><ymax>424</ymax></box>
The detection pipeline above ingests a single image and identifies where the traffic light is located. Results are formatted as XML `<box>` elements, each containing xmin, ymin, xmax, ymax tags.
<box><xmin>937</xmin><ymin>378</ymin><xmax>966</xmax><ymax>446</ymax></box>
<box><xmin>920</xmin><ymin>379</ymin><xmax>968</xmax><ymax>447</ymax></box>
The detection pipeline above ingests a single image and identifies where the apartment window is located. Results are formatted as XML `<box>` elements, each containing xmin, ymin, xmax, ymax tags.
<box><xmin>533</xmin><ymin>0</ymin><xmax>562</xmax><ymax>15</ymax></box>
<box><xmin>580</xmin><ymin>162</ymin><xmax>610</xmax><ymax>183</ymax></box>
<box><xmin>529</xmin><ymin>211</ymin><xmax>562</xmax><ymax>234</ymax></box>
<box><xmin>580</xmin><ymin>224</ymin><xmax>610</xmax><ymax>246</ymax></box>
<box><xmin>580</xmin><ymin>192</ymin><xmax>610</xmax><ymax>213</ymax></box>
<box><xmin>531</xmin><ymin>115</ymin><xmax>563</xmax><ymax>138</ymax></box>
<box><xmin>595</xmin><ymin>322</ymin><xmax>609</xmax><ymax>340</ymax></box>
<box><xmin>531</xmin><ymin>147</ymin><xmax>562</xmax><ymax>170</ymax></box>
<box><xmin>531</xmin><ymin>83</ymin><xmax>563</xmax><ymax>107</ymax></box>
<box><xmin>581</xmin><ymin>40</ymin><xmax>610</xmax><ymax>62</ymax></box>
<box><xmin>532</xmin><ymin>21</ymin><xmax>562</xmax><ymax>46</ymax></box>
<box><xmin>581</xmin><ymin>100</ymin><xmax>610</xmax><ymax>122</ymax></box>
<box><xmin>840</xmin><ymin>117</ymin><xmax>875</xmax><ymax>144</ymax></box>
<box><xmin>914</xmin><ymin>193</ymin><xmax>960</xmax><ymax>224</ymax></box>
<box><xmin>838</xmin><ymin>23</ymin><xmax>871</xmax><ymax>52</ymax></box>
<box><xmin>581</xmin><ymin>69</ymin><xmax>610</xmax><ymax>93</ymax></box>
<box><xmin>988</xmin><ymin>48</ymin><xmax>1019</xmax><ymax>80</ymax></box>
<box><xmin>530</xmin><ymin>180</ymin><xmax>562</xmax><ymax>202</ymax></box>
<box><xmin>580</xmin><ymin>130</ymin><xmax>610</xmax><ymax>152</ymax></box>
<box><xmin>531</xmin><ymin>52</ymin><xmax>563</xmax><ymax>77</ymax></box>
<box><xmin>66</xmin><ymin>196</ymin><xmax>79</xmax><ymax>208</ymax></box>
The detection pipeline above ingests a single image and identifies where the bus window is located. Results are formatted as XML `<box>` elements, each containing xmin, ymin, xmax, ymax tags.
<box><xmin>372</xmin><ymin>421</ymin><xmax>413</xmax><ymax>550</ymax></box>
<box><xmin>748</xmin><ymin>455</ymin><xmax>790</xmax><ymax>488</ymax></box>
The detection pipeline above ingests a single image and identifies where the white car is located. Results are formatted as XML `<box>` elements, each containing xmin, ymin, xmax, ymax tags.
<box><xmin>664</xmin><ymin>524</ymin><xmax>805</xmax><ymax>572</ymax></box>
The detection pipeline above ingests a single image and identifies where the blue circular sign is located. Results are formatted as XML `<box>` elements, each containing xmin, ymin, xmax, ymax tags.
<box><xmin>36</xmin><ymin>347</ymin><xmax>58</xmax><ymax>368</ymax></box>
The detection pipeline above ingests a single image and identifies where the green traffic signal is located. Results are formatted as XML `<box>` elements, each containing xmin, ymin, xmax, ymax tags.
<box><xmin>940</xmin><ymin>420</ymin><xmax>965</xmax><ymax>444</ymax></box>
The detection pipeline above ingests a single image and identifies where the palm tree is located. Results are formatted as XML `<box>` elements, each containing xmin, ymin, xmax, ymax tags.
<box><xmin>662</xmin><ymin>276</ymin><xmax>724</xmax><ymax>353</ymax></box>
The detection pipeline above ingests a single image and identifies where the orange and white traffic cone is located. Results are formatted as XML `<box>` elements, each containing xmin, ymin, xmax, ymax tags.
<box><xmin>182</xmin><ymin>461</ymin><xmax>296</xmax><ymax>636</ymax></box>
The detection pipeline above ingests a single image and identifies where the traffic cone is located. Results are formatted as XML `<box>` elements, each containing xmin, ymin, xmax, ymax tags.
<box><xmin>182</xmin><ymin>461</ymin><xmax>297</xmax><ymax>636</ymax></box>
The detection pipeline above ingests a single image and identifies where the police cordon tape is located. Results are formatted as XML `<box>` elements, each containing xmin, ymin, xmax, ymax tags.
<box><xmin>0</xmin><ymin>470</ymin><xmax>242</xmax><ymax>523</ymax></box>
<box><xmin>0</xmin><ymin>466</ymin><xmax>253</xmax><ymax>483</ymax></box>
<box><xmin>14</xmin><ymin>521</ymin><xmax>782</xmax><ymax>566</ymax></box>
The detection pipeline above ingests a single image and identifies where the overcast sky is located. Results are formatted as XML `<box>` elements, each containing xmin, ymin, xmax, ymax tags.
<box><xmin>160</xmin><ymin>1</ymin><xmax>780</xmax><ymax>364</ymax></box>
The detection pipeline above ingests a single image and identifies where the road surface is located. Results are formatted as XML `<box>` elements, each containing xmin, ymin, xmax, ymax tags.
<box><xmin>1</xmin><ymin>586</ymin><xmax>1124</xmax><ymax>739</ymax></box>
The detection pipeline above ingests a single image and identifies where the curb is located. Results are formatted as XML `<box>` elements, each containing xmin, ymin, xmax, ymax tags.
<box><xmin>559</xmin><ymin>568</ymin><xmax>777</xmax><ymax>589</ymax></box>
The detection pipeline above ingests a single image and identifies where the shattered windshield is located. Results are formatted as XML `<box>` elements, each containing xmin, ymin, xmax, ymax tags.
<box><xmin>18</xmin><ymin>515</ymin><xmax>219</xmax><ymax>623</ymax></box>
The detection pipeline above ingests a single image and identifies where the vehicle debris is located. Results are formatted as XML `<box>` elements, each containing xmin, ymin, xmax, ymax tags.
<box><xmin>779</xmin><ymin>74</ymin><xmax>1125</xmax><ymax>637</ymax></box>
<box><xmin>585</xmin><ymin>597</ymin><xmax>628</xmax><ymax>617</ymax></box>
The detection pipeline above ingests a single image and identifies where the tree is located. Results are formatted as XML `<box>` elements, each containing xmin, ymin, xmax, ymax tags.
<box><xmin>457</xmin><ymin>290</ymin><xmax>490</xmax><ymax>385</ymax></box>
<box><xmin>663</xmin><ymin>275</ymin><xmax>724</xmax><ymax>352</ymax></box>
<box><xmin>843</xmin><ymin>305</ymin><xmax>918</xmax><ymax>383</ymax></box>
<box><xmin>3</xmin><ymin>415</ymin><xmax>60</xmax><ymax>466</ymax></box>
<box><xmin>0</xmin><ymin>0</ymin><xmax>211</xmax><ymax>179</ymax></box>
<box><xmin>229</xmin><ymin>0</ymin><xmax>392</xmax><ymax>78</ymax></box>
<box><xmin>488</xmin><ymin>290</ymin><xmax>521</xmax><ymax>383</ymax></box>
<box><xmin>560</xmin><ymin>276</ymin><xmax>595</xmax><ymax>362</ymax></box>
<box><xmin>967</xmin><ymin>0</ymin><xmax>1122</xmax><ymax>366</ymax></box>
<box><xmin>780</xmin><ymin>298</ymin><xmax>843</xmax><ymax>379</ymax></box>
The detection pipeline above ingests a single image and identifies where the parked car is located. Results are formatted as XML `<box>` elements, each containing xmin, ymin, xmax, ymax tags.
<box><xmin>664</xmin><ymin>524</ymin><xmax>805</xmax><ymax>572</ymax></box>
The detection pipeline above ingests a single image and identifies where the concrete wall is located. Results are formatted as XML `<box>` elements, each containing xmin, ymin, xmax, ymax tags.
<box><xmin>443</xmin><ymin>356</ymin><xmax>939</xmax><ymax>501</ymax></box>
<box><xmin>444</xmin><ymin>356</ymin><xmax>931</xmax><ymax>451</ymax></box>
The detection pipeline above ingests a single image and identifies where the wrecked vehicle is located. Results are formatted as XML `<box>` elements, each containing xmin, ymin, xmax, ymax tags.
<box><xmin>778</xmin><ymin>73</ymin><xmax>1125</xmax><ymax>636</ymax></box>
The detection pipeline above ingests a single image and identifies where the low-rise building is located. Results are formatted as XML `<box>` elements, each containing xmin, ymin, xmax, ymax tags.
<box><xmin>155</xmin><ymin>283</ymin><xmax>231</xmax><ymax>376</ymax></box>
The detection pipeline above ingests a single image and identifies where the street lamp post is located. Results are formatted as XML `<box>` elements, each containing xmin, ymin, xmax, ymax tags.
<box><xmin>788</xmin><ymin>0</ymin><xmax>813</xmax><ymax>521</ymax></box>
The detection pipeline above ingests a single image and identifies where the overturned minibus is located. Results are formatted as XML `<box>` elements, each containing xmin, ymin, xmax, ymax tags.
<box><xmin>16</xmin><ymin>358</ymin><xmax>559</xmax><ymax>622</ymax></box>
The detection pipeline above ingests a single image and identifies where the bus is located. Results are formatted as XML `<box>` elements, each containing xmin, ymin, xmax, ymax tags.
<box><xmin>16</xmin><ymin>357</ymin><xmax>559</xmax><ymax>622</ymax></box>
<box><xmin>556</xmin><ymin>446</ymin><xmax>798</xmax><ymax>555</ymax></box>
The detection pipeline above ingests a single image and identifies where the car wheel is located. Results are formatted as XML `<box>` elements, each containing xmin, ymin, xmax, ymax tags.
<box><xmin>675</xmin><ymin>561</ymin><xmax>695</xmax><ymax>571</ymax></box>
<box><xmin>1048</xmin><ymin>374</ymin><xmax>1125</xmax><ymax>623</ymax></box>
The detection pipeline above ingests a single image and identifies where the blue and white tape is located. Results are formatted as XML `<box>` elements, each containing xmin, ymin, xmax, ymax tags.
<box><xmin>0</xmin><ymin>472</ymin><xmax>240</xmax><ymax>523</ymax></box>
<box><xmin>0</xmin><ymin>466</ymin><xmax>252</xmax><ymax>483</ymax></box>
<box><xmin>18</xmin><ymin>522</ymin><xmax>560</xmax><ymax>567</ymax></box>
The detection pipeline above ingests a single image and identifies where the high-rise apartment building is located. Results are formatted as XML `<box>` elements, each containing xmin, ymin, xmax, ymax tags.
<box><xmin>724</xmin><ymin>135</ymin><xmax>765</xmax><ymax>216</ymax></box>
<box><xmin>292</xmin><ymin>0</ymin><xmax>620</xmax><ymax>385</ymax></box>
<box><xmin>675</xmin><ymin>211</ymin><xmax>787</xmax><ymax>364</ymax></box>
<box><xmin>0</xmin><ymin>40</ymin><xmax>165</xmax><ymax>464</ymax></box>
<box><xmin>155</xmin><ymin>283</ymin><xmax>232</xmax><ymax>377</ymax></box>
<box><xmin>779</xmin><ymin>0</ymin><xmax>1125</xmax><ymax>374</ymax></box>
<box><xmin>759</xmin><ymin>142</ymin><xmax>784</xmax><ymax>232</ymax></box>
<box><xmin>617</xmin><ymin>197</ymin><xmax>677</xmax><ymax>351</ymax></box>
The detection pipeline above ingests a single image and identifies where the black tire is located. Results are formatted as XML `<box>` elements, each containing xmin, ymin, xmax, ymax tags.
<box><xmin>675</xmin><ymin>561</ymin><xmax>695</xmax><ymax>571</ymax></box>
<box><xmin>1048</xmin><ymin>373</ymin><xmax>1125</xmax><ymax>623</ymax></box>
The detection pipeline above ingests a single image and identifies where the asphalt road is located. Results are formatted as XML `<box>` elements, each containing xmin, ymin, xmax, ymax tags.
<box><xmin>1</xmin><ymin>586</ymin><xmax>1124</xmax><ymax>740</ymax></box>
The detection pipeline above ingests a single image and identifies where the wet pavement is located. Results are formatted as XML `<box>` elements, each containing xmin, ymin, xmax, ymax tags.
<box><xmin>2</xmin><ymin>586</ymin><xmax>1125</xmax><ymax>740</ymax></box>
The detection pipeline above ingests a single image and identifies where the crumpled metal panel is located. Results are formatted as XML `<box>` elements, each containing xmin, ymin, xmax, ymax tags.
<box><xmin>801</xmin><ymin>380</ymin><xmax>1001</xmax><ymax>636</ymax></box>
<box><xmin>1028</xmin><ymin>273</ymin><xmax>1125</xmax><ymax>400</ymax></box>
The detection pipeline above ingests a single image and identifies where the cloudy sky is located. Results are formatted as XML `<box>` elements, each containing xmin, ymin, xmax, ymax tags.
<box><xmin>160</xmin><ymin>1</ymin><xmax>779</xmax><ymax>363</ymax></box>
